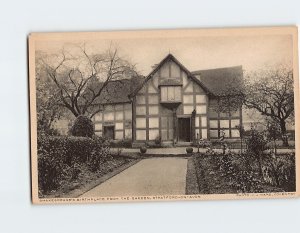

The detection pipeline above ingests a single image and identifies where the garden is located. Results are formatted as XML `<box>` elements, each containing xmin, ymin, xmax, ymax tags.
<box><xmin>37</xmin><ymin>116</ymin><xmax>137</xmax><ymax>198</ymax></box>
<box><xmin>189</xmin><ymin>128</ymin><xmax>296</xmax><ymax>194</ymax></box>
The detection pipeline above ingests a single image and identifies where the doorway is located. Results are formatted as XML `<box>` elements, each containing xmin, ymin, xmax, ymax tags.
<box><xmin>178</xmin><ymin>118</ymin><xmax>191</xmax><ymax>142</ymax></box>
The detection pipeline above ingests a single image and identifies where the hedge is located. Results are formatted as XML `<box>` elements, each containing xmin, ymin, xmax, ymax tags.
<box><xmin>37</xmin><ymin>135</ymin><xmax>110</xmax><ymax>194</ymax></box>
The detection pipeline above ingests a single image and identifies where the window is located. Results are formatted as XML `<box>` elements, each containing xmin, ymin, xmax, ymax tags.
<box><xmin>161</xmin><ymin>86</ymin><xmax>181</xmax><ymax>102</ymax></box>
<box><xmin>103</xmin><ymin>126</ymin><xmax>115</xmax><ymax>139</ymax></box>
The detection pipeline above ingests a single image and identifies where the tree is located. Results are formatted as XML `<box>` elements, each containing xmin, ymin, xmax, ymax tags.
<box><xmin>38</xmin><ymin>44</ymin><xmax>137</xmax><ymax>118</ymax></box>
<box><xmin>244</xmin><ymin>67</ymin><xmax>294</xmax><ymax>146</ymax></box>
<box><xmin>36</xmin><ymin>52</ymin><xmax>63</xmax><ymax>135</ymax></box>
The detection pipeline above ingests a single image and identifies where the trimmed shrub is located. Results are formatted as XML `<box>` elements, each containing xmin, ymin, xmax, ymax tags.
<box><xmin>70</xmin><ymin>115</ymin><xmax>94</xmax><ymax>138</ymax></box>
<box><xmin>140</xmin><ymin>147</ymin><xmax>147</xmax><ymax>154</ymax></box>
<box><xmin>155</xmin><ymin>136</ymin><xmax>161</xmax><ymax>145</ymax></box>
<box><xmin>186</xmin><ymin>147</ymin><xmax>193</xmax><ymax>154</ymax></box>
<box><xmin>110</xmin><ymin>139</ymin><xmax>132</xmax><ymax>148</ymax></box>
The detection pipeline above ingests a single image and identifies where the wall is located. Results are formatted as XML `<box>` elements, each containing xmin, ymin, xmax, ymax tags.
<box><xmin>208</xmin><ymin>97</ymin><xmax>242</xmax><ymax>139</ymax></box>
<box><xmin>134</xmin><ymin>58</ymin><xmax>209</xmax><ymax>142</ymax></box>
<box><xmin>93</xmin><ymin>103</ymin><xmax>132</xmax><ymax>140</ymax></box>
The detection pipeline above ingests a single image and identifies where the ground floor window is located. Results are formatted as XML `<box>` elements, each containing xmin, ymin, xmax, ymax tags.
<box><xmin>103</xmin><ymin>125</ymin><xmax>115</xmax><ymax>139</ymax></box>
<box><xmin>209</xmin><ymin>118</ymin><xmax>241</xmax><ymax>139</ymax></box>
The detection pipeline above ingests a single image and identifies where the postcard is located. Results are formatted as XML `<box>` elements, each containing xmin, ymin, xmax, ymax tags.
<box><xmin>29</xmin><ymin>26</ymin><xmax>299</xmax><ymax>204</ymax></box>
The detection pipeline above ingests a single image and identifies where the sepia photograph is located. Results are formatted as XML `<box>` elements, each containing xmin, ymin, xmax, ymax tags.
<box><xmin>29</xmin><ymin>27</ymin><xmax>299</xmax><ymax>204</ymax></box>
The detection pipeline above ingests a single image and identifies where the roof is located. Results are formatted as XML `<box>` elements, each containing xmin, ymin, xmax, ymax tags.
<box><xmin>85</xmin><ymin>76</ymin><xmax>144</xmax><ymax>105</ymax></box>
<box><xmin>129</xmin><ymin>54</ymin><xmax>211</xmax><ymax>97</ymax></box>
<box><xmin>85</xmin><ymin>56</ymin><xmax>244</xmax><ymax>105</ymax></box>
<box><xmin>192</xmin><ymin>66</ymin><xmax>244</xmax><ymax>96</ymax></box>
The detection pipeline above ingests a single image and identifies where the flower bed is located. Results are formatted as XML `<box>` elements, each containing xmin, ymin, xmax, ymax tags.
<box><xmin>191</xmin><ymin>151</ymin><xmax>295</xmax><ymax>194</ymax></box>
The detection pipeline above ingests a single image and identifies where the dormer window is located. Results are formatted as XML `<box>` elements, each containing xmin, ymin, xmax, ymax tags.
<box><xmin>160</xmin><ymin>86</ymin><xmax>182</xmax><ymax>102</ymax></box>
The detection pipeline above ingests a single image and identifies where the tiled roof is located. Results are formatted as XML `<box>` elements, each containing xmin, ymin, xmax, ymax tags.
<box><xmin>192</xmin><ymin>66</ymin><xmax>243</xmax><ymax>96</ymax></box>
<box><xmin>86</xmin><ymin>76</ymin><xmax>144</xmax><ymax>105</ymax></box>
<box><xmin>86</xmin><ymin>58</ymin><xmax>244</xmax><ymax>105</ymax></box>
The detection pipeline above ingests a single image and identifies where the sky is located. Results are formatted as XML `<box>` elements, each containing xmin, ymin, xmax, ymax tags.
<box><xmin>35</xmin><ymin>31</ymin><xmax>293</xmax><ymax>76</ymax></box>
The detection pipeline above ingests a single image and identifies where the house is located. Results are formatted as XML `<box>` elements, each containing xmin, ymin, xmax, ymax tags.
<box><xmin>90</xmin><ymin>54</ymin><xmax>244</xmax><ymax>146</ymax></box>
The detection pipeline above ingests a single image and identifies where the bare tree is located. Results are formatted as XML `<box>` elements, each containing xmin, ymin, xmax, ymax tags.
<box><xmin>38</xmin><ymin>44</ymin><xmax>137</xmax><ymax>118</ymax></box>
<box><xmin>244</xmin><ymin>67</ymin><xmax>294</xmax><ymax>146</ymax></box>
<box><xmin>36</xmin><ymin>52</ymin><xmax>64</xmax><ymax>134</ymax></box>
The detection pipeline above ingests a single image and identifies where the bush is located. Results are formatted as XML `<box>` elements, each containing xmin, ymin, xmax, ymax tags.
<box><xmin>70</xmin><ymin>115</ymin><xmax>94</xmax><ymax>138</ymax></box>
<box><xmin>155</xmin><ymin>136</ymin><xmax>161</xmax><ymax>145</ymax></box>
<box><xmin>186</xmin><ymin>147</ymin><xmax>193</xmax><ymax>154</ymax></box>
<box><xmin>37</xmin><ymin>135</ymin><xmax>110</xmax><ymax>195</ymax></box>
<box><xmin>110</xmin><ymin>139</ymin><xmax>132</xmax><ymax>148</ymax></box>
<box><xmin>37</xmin><ymin>136</ymin><xmax>67</xmax><ymax>194</ymax></box>
<box><xmin>262</xmin><ymin>153</ymin><xmax>296</xmax><ymax>191</ymax></box>
<box><xmin>140</xmin><ymin>147</ymin><xmax>147</xmax><ymax>154</ymax></box>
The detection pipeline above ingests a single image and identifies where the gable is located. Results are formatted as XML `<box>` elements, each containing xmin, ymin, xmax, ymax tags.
<box><xmin>131</xmin><ymin>54</ymin><xmax>210</xmax><ymax>97</ymax></box>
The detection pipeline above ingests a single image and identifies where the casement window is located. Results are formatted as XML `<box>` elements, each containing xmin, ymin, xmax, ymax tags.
<box><xmin>160</xmin><ymin>86</ymin><xmax>182</xmax><ymax>102</ymax></box>
<box><xmin>103</xmin><ymin>125</ymin><xmax>115</xmax><ymax>139</ymax></box>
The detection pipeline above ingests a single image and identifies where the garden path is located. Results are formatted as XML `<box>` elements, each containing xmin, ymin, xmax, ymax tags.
<box><xmin>80</xmin><ymin>157</ymin><xmax>188</xmax><ymax>197</ymax></box>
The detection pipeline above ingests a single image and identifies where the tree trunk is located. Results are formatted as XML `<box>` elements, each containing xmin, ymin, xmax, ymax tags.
<box><xmin>280</xmin><ymin>120</ymin><xmax>289</xmax><ymax>147</ymax></box>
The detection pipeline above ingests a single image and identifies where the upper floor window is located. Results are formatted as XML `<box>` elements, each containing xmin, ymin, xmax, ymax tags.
<box><xmin>160</xmin><ymin>86</ymin><xmax>182</xmax><ymax>102</ymax></box>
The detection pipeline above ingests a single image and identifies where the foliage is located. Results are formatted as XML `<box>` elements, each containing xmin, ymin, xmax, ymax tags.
<box><xmin>37</xmin><ymin>135</ymin><xmax>110</xmax><ymax>195</ymax></box>
<box><xmin>266</xmin><ymin>119</ymin><xmax>282</xmax><ymax>142</ymax></box>
<box><xmin>155</xmin><ymin>136</ymin><xmax>161</xmax><ymax>145</ymax></box>
<box><xmin>36</xmin><ymin>53</ymin><xmax>64</xmax><ymax>135</ymax></box>
<box><xmin>140</xmin><ymin>147</ymin><xmax>147</xmax><ymax>154</ymax></box>
<box><xmin>186</xmin><ymin>147</ymin><xmax>193</xmax><ymax>154</ymax></box>
<box><xmin>70</xmin><ymin>115</ymin><xmax>95</xmax><ymax>138</ymax></box>
<box><xmin>193</xmin><ymin>150</ymin><xmax>295</xmax><ymax>194</ymax></box>
<box><xmin>194</xmin><ymin>139</ymin><xmax>211</xmax><ymax>148</ymax></box>
<box><xmin>37</xmin><ymin>136</ymin><xmax>68</xmax><ymax>194</ymax></box>
<box><xmin>245</xmin><ymin>127</ymin><xmax>269</xmax><ymax>176</ymax></box>
<box><xmin>262</xmin><ymin>153</ymin><xmax>296</xmax><ymax>191</ymax></box>
<box><xmin>246</xmin><ymin>128</ymin><xmax>269</xmax><ymax>156</ymax></box>
<box><xmin>110</xmin><ymin>139</ymin><xmax>132</xmax><ymax>148</ymax></box>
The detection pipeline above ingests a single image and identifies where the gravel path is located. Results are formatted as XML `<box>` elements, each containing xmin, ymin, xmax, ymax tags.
<box><xmin>80</xmin><ymin>157</ymin><xmax>188</xmax><ymax>197</ymax></box>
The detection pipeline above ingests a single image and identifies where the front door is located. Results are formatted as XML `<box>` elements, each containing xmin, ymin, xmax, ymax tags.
<box><xmin>178</xmin><ymin>118</ymin><xmax>191</xmax><ymax>142</ymax></box>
